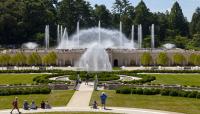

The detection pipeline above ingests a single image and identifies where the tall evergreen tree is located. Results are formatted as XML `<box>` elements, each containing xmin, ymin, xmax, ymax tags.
<box><xmin>112</xmin><ymin>0</ymin><xmax>134</xmax><ymax>37</ymax></box>
<box><xmin>169</xmin><ymin>1</ymin><xmax>189</xmax><ymax>36</ymax></box>
<box><xmin>190</xmin><ymin>7</ymin><xmax>200</xmax><ymax>35</ymax></box>
<box><xmin>57</xmin><ymin>0</ymin><xmax>93</xmax><ymax>35</ymax></box>
<box><xmin>134</xmin><ymin>1</ymin><xmax>153</xmax><ymax>45</ymax></box>
<box><xmin>92</xmin><ymin>4</ymin><xmax>112</xmax><ymax>28</ymax></box>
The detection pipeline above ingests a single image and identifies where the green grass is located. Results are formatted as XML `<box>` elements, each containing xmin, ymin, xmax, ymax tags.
<box><xmin>91</xmin><ymin>90</ymin><xmax>200</xmax><ymax>114</ymax></box>
<box><xmin>148</xmin><ymin>73</ymin><xmax>200</xmax><ymax>86</ymax></box>
<box><xmin>112</xmin><ymin>67</ymin><xmax>121</xmax><ymax>70</ymax></box>
<box><xmin>0</xmin><ymin>90</ymin><xmax>74</xmax><ymax>109</ymax></box>
<box><xmin>0</xmin><ymin>73</ymin><xmax>43</xmax><ymax>84</ymax></box>
<box><xmin>27</xmin><ymin>112</ymin><xmax>116</xmax><ymax>114</ymax></box>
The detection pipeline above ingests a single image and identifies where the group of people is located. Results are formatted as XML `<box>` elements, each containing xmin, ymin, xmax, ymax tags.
<box><xmin>23</xmin><ymin>100</ymin><xmax>51</xmax><ymax>110</ymax></box>
<box><xmin>92</xmin><ymin>92</ymin><xmax>108</xmax><ymax>109</ymax></box>
<box><xmin>10</xmin><ymin>97</ymin><xmax>51</xmax><ymax>114</ymax></box>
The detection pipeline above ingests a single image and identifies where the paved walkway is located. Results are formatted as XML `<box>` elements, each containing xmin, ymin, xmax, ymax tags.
<box><xmin>0</xmin><ymin>106</ymin><xmax>182</xmax><ymax>114</ymax></box>
<box><xmin>67</xmin><ymin>82</ymin><xmax>94</xmax><ymax>107</ymax></box>
<box><xmin>0</xmin><ymin>81</ymin><xmax>183</xmax><ymax>114</ymax></box>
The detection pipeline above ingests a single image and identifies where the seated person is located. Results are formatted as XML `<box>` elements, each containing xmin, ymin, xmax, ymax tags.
<box><xmin>40</xmin><ymin>101</ymin><xmax>45</xmax><ymax>109</ymax></box>
<box><xmin>92</xmin><ymin>101</ymin><xmax>98</xmax><ymax>109</ymax></box>
<box><xmin>30</xmin><ymin>101</ymin><xmax>37</xmax><ymax>110</ymax></box>
<box><xmin>45</xmin><ymin>101</ymin><xmax>51</xmax><ymax>109</ymax></box>
<box><xmin>23</xmin><ymin>100</ymin><xmax>29</xmax><ymax>110</ymax></box>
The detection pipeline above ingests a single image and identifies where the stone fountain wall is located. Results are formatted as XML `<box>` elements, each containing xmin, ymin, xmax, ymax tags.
<box><xmin>1</xmin><ymin>48</ymin><xmax>200</xmax><ymax>67</ymax></box>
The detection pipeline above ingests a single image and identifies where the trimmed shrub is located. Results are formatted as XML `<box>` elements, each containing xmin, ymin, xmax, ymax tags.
<box><xmin>169</xmin><ymin>90</ymin><xmax>179</xmax><ymax>96</ymax></box>
<box><xmin>136</xmin><ymin>88</ymin><xmax>143</xmax><ymax>94</ymax></box>
<box><xmin>0</xmin><ymin>87</ymin><xmax>51</xmax><ymax>96</ymax></box>
<box><xmin>161</xmin><ymin>89</ymin><xmax>170</xmax><ymax>96</ymax></box>
<box><xmin>188</xmin><ymin>91</ymin><xmax>198</xmax><ymax>98</ymax></box>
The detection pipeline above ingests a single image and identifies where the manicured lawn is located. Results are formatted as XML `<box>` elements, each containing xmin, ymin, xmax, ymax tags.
<box><xmin>27</xmin><ymin>112</ymin><xmax>116</xmax><ymax>114</ymax></box>
<box><xmin>0</xmin><ymin>73</ymin><xmax>43</xmax><ymax>84</ymax></box>
<box><xmin>0</xmin><ymin>90</ymin><xmax>74</xmax><ymax>109</ymax></box>
<box><xmin>148</xmin><ymin>73</ymin><xmax>200</xmax><ymax>86</ymax></box>
<box><xmin>112</xmin><ymin>67</ymin><xmax>121</xmax><ymax>70</ymax></box>
<box><xmin>91</xmin><ymin>90</ymin><xmax>200</xmax><ymax>114</ymax></box>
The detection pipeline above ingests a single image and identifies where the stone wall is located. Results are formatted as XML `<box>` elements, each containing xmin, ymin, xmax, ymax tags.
<box><xmin>1</xmin><ymin>48</ymin><xmax>200</xmax><ymax>67</ymax></box>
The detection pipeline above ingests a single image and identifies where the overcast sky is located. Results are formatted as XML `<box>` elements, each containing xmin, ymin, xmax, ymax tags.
<box><xmin>59</xmin><ymin>0</ymin><xmax>200</xmax><ymax>21</ymax></box>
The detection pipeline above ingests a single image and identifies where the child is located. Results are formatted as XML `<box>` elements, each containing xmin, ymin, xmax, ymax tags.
<box><xmin>92</xmin><ymin>101</ymin><xmax>98</xmax><ymax>109</ymax></box>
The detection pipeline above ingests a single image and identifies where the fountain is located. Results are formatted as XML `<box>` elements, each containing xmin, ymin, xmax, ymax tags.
<box><xmin>77</xmin><ymin>21</ymin><xmax>80</xmax><ymax>48</ymax></box>
<box><xmin>22</xmin><ymin>42</ymin><xmax>38</xmax><ymax>49</ymax></box>
<box><xmin>138</xmin><ymin>25</ymin><xmax>142</xmax><ymax>49</ymax></box>
<box><xmin>163</xmin><ymin>43</ymin><xmax>176</xmax><ymax>49</ymax></box>
<box><xmin>57</xmin><ymin>25</ymin><xmax>60</xmax><ymax>45</ymax></box>
<box><xmin>76</xmin><ymin>43</ymin><xmax>112</xmax><ymax>71</ymax></box>
<box><xmin>98</xmin><ymin>21</ymin><xmax>101</xmax><ymax>44</ymax></box>
<box><xmin>131</xmin><ymin>25</ymin><xmax>134</xmax><ymax>48</ymax></box>
<box><xmin>45</xmin><ymin>25</ymin><xmax>50</xmax><ymax>49</ymax></box>
<box><xmin>120</xmin><ymin>21</ymin><xmax>123</xmax><ymax>48</ymax></box>
<box><xmin>57</xmin><ymin>22</ymin><xmax>139</xmax><ymax>71</ymax></box>
<box><xmin>151</xmin><ymin>24</ymin><xmax>155</xmax><ymax>49</ymax></box>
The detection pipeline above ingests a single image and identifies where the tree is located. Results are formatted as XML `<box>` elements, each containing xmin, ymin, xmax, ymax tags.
<box><xmin>57</xmin><ymin>0</ymin><xmax>93</xmax><ymax>35</ymax></box>
<box><xmin>190</xmin><ymin>7</ymin><xmax>200</xmax><ymax>35</ymax></box>
<box><xmin>27</xmin><ymin>52</ymin><xmax>42</xmax><ymax>66</ymax></box>
<box><xmin>92</xmin><ymin>4</ymin><xmax>112</xmax><ymax>27</ymax></box>
<box><xmin>174</xmin><ymin>36</ymin><xmax>188</xmax><ymax>49</ymax></box>
<box><xmin>188</xmin><ymin>53</ymin><xmax>197</xmax><ymax>65</ymax></box>
<box><xmin>112</xmin><ymin>0</ymin><xmax>134</xmax><ymax>37</ymax></box>
<box><xmin>186</xmin><ymin>34</ymin><xmax>200</xmax><ymax>50</ymax></box>
<box><xmin>156</xmin><ymin>52</ymin><xmax>168</xmax><ymax>66</ymax></box>
<box><xmin>154</xmin><ymin>12</ymin><xmax>169</xmax><ymax>45</ymax></box>
<box><xmin>0</xmin><ymin>0</ymin><xmax>56</xmax><ymax>46</ymax></box>
<box><xmin>173</xmin><ymin>53</ymin><xmax>185</xmax><ymax>65</ymax></box>
<box><xmin>188</xmin><ymin>53</ymin><xmax>200</xmax><ymax>66</ymax></box>
<box><xmin>22</xmin><ymin>0</ymin><xmax>56</xmax><ymax>45</ymax></box>
<box><xmin>0</xmin><ymin>54</ymin><xmax>11</xmax><ymax>66</ymax></box>
<box><xmin>42</xmin><ymin>52</ymin><xmax>57</xmax><ymax>66</ymax></box>
<box><xmin>0</xmin><ymin>0</ymin><xmax>25</xmax><ymax>45</ymax></box>
<box><xmin>194</xmin><ymin>55</ymin><xmax>200</xmax><ymax>66</ymax></box>
<box><xmin>10</xmin><ymin>53</ymin><xmax>26</xmax><ymax>66</ymax></box>
<box><xmin>141</xmin><ymin>52</ymin><xmax>152</xmax><ymax>66</ymax></box>
<box><xmin>169</xmin><ymin>1</ymin><xmax>189</xmax><ymax>36</ymax></box>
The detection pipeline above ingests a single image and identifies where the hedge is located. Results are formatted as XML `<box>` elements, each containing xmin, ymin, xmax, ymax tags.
<box><xmin>33</xmin><ymin>73</ymin><xmax>71</xmax><ymax>84</ymax></box>
<box><xmin>116</xmin><ymin>87</ymin><xmax>200</xmax><ymax>99</ymax></box>
<box><xmin>3</xmin><ymin>69</ymin><xmax>200</xmax><ymax>74</ymax></box>
<box><xmin>68</xmin><ymin>72</ymin><xmax>120</xmax><ymax>81</ymax></box>
<box><xmin>0</xmin><ymin>87</ymin><xmax>51</xmax><ymax>96</ymax></box>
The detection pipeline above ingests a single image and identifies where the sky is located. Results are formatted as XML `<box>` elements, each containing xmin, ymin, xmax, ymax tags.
<box><xmin>85</xmin><ymin>0</ymin><xmax>200</xmax><ymax>22</ymax></box>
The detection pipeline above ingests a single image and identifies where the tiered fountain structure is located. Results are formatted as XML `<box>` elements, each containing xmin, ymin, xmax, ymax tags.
<box><xmin>42</xmin><ymin>22</ymin><xmax>156</xmax><ymax>71</ymax></box>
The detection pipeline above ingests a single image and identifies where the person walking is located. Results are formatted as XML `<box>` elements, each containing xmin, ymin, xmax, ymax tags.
<box><xmin>100</xmin><ymin>92</ymin><xmax>107</xmax><ymax>109</ymax></box>
<box><xmin>10</xmin><ymin>97</ymin><xmax>21</xmax><ymax>114</ymax></box>
<box><xmin>85</xmin><ymin>73</ymin><xmax>89</xmax><ymax>85</ymax></box>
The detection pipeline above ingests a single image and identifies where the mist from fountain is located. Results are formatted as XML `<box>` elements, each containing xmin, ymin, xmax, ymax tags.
<box><xmin>22</xmin><ymin>42</ymin><xmax>38</xmax><ymax>49</ymax></box>
<box><xmin>138</xmin><ymin>25</ymin><xmax>142</xmax><ymax>49</ymax></box>
<box><xmin>131</xmin><ymin>25</ymin><xmax>134</xmax><ymax>48</ymax></box>
<box><xmin>76</xmin><ymin>43</ymin><xmax>112</xmax><ymax>71</ymax></box>
<box><xmin>57</xmin><ymin>22</ymin><xmax>138</xmax><ymax>71</ymax></box>
<box><xmin>45</xmin><ymin>25</ymin><xmax>49</xmax><ymax>49</ymax></box>
<box><xmin>163</xmin><ymin>43</ymin><xmax>176</xmax><ymax>49</ymax></box>
<box><xmin>151</xmin><ymin>24</ymin><xmax>155</xmax><ymax>49</ymax></box>
<box><xmin>120</xmin><ymin>21</ymin><xmax>123</xmax><ymax>48</ymax></box>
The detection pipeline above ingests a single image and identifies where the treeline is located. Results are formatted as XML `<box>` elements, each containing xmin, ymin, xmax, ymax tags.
<box><xmin>0</xmin><ymin>52</ymin><xmax>57</xmax><ymax>66</ymax></box>
<box><xmin>0</xmin><ymin>0</ymin><xmax>200</xmax><ymax>49</ymax></box>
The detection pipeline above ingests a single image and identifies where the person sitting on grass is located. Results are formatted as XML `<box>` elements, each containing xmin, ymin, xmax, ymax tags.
<box><xmin>30</xmin><ymin>101</ymin><xmax>37</xmax><ymax>110</ymax></box>
<box><xmin>10</xmin><ymin>97</ymin><xmax>21</xmax><ymax>114</ymax></box>
<box><xmin>92</xmin><ymin>100</ymin><xmax>98</xmax><ymax>109</ymax></box>
<box><xmin>23</xmin><ymin>100</ymin><xmax>29</xmax><ymax>110</ymax></box>
<box><xmin>45</xmin><ymin>101</ymin><xmax>51</xmax><ymax>109</ymax></box>
<box><xmin>40</xmin><ymin>101</ymin><xmax>45</xmax><ymax>109</ymax></box>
